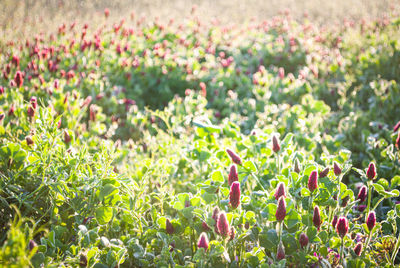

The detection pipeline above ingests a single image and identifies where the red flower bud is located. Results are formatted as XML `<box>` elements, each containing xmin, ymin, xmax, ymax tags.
<box><xmin>319</xmin><ymin>167</ymin><xmax>329</xmax><ymax>178</ymax></box>
<box><xmin>14</xmin><ymin>71</ymin><xmax>24</xmax><ymax>87</ymax></box>
<box><xmin>336</xmin><ymin>216</ymin><xmax>348</xmax><ymax>238</ymax></box>
<box><xmin>277</xmin><ymin>241</ymin><xmax>285</xmax><ymax>260</ymax></box>
<box><xmin>27</xmin><ymin>106</ymin><xmax>35</xmax><ymax>118</ymax></box>
<box><xmin>202</xmin><ymin>221</ymin><xmax>210</xmax><ymax>231</ymax></box>
<box><xmin>28</xmin><ymin>240</ymin><xmax>37</xmax><ymax>251</ymax></box>
<box><xmin>64</xmin><ymin>130</ymin><xmax>71</xmax><ymax>143</ymax></box>
<box><xmin>276</xmin><ymin>196</ymin><xmax>286</xmax><ymax>222</ymax></box>
<box><xmin>0</xmin><ymin>114</ymin><xmax>4</xmax><ymax>122</ymax></box>
<box><xmin>166</xmin><ymin>219</ymin><xmax>174</xmax><ymax>234</ymax></box>
<box><xmin>26</xmin><ymin>136</ymin><xmax>34</xmax><ymax>146</ymax></box>
<box><xmin>197</xmin><ymin>232</ymin><xmax>209</xmax><ymax>250</ymax></box>
<box><xmin>274</xmin><ymin>182</ymin><xmax>286</xmax><ymax>200</ymax></box>
<box><xmin>354</xmin><ymin>242</ymin><xmax>363</xmax><ymax>256</ymax></box>
<box><xmin>332</xmin><ymin>215</ymin><xmax>338</xmax><ymax>229</ymax></box>
<box><xmin>217</xmin><ymin>212</ymin><xmax>230</xmax><ymax>238</ymax></box>
<box><xmin>357</xmin><ymin>185</ymin><xmax>367</xmax><ymax>203</ymax></box>
<box><xmin>308</xmin><ymin>170</ymin><xmax>318</xmax><ymax>193</ymax></box>
<box><xmin>226</xmin><ymin>149</ymin><xmax>242</xmax><ymax>165</ymax></box>
<box><xmin>212</xmin><ymin>206</ymin><xmax>220</xmax><ymax>222</ymax></box>
<box><xmin>313</xmin><ymin>206</ymin><xmax>321</xmax><ymax>230</ymax></box>
<box><xmin>366</xmin><ymin>162</ymin><xmax>376</xmax><ymax>180</ymax></box>
<box><xmin>366</xmin><ymin>211</ymin><xmax>376</xmax><ymax>232</ymax></box>
<box><xmin>333</xmin><ymin>162</ymin><xmax>342</xmax><ymax>176</ymax></box>
<box><xmin>229</xmin><ymin>182</ymin><xmax>241</xmax><ymax>209</ymax></box>
<box><xmin>341</xmin><ymin>196</ymin><xmax>350</xmax><ymax>207</ymax></box>
<box><xmin>397</xmin><ymin>132</ymin><xmax>400</xmax><ymax>149</ymax></box>
<box><xmin>357</xmin><ymin>205</ymin><xmax>366</xmax><ymax>212</ymax></box>
<box><xmin>229</xmin><ymin>226</ymin><xmax>235</xmax><ymax>241</ymax></box>
<box><xmin>272</xmin><ymin>135</ymin><xmax>280</xmax><ymax>153</ymax></box>
<box><xmin>394</xmin><ymin>121</ymin><xmax>400</xmax><ymax>132</ymax></box>
<box><xmin>299</xmin><ymin>233</ymin><xmax>309</xmax><ymax>248</ymax></box>
<box><xmin>30</xmin><ymin>97</ymin><xmax>37</xmax><ymax>109</ymax></box>
<box><xmin>228</xmin><ymin>164</ymin><xmax>238</xmax><ymax>186</ymax></box>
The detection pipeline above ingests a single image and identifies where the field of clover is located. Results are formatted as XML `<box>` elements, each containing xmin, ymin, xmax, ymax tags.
<box><xmin>1</xmin><ymin>7</ymin><xmax>400</xmax><ymax>267</ymax></box>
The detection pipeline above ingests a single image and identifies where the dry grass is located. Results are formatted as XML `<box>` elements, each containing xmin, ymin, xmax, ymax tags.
<box><xmin>0</xmin><ymin>0</ymin><xmax>399</xmax><ymax>41</ymax></box>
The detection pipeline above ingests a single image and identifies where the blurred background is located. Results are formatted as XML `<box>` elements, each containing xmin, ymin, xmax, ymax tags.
<box><xmin>1</xmin><ymin>0</ymin><xmax>399</xmax><ymax>40</ymax></box>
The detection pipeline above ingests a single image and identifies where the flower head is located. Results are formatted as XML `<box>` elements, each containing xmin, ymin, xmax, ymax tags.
<box><xmin>274</xmin><ymin>182</ymin><xmax>286</xmax><ymax>200</ymax></box>
<box><xmin>272</xmin><ymin>135</ymin><xmax>281</xmax><ymax>153</ymax></box>
<box><xmin>357</xmin><ymin>185</ymin><xmax>367</xmax><ymax>203</ymax></box>
<box><xmin>336</xmin><ymin>216</ymin><xmax>348</xmax><ymax>238</ymax></box>
<box><xmin>14</xmin><ymin>71</ymin><xmax>24</xmax><ymax>87</ymax></box>
<box><xmin>226</xmin><ymin>149</ymin><xmax>242</xmax><ymax>165</ymax></box>
<box><xmin>313</xmin><ymin>206</ymin><xmax>321</xmax><ymax>230</ymax></box>
<box><xmin>366</xmin><ymin>211</ymin><xmax>376</xmax><ymax>232</ymax></box>
<box><xmin>276</xmin><ymin>196</ymin><xmax>286</xmax><ymax>222</ymax></box>
<box><xmin>308</xmin><ymin>170</ymin><xmax>318</xmax><ymax>193</ymax></box>
<box><xmin>319</xmin><ymin>167</ymin><xmax>329</xmax><ymax>178</ymax></box>
<box><xmin>354</xmin><ymin>242</ymin><xmax>363</xmax><ymax>256</ymax></box>
<box><xmin>366</xmin><ymin>162</ymin><xmax>376</xmax><ymax>180</ymax></box>
<box><xmin>197</xmin><ymin>232</ymin><xmax>209</xmax><ymax>250</ymax></box>
<box><xmin>166</xmin><ymin>219</ymin><xmax>174</xmax><ymax>234</ymax></box>
<box><xmin>217</xmin><ymin>212</ymin><xmax>230</xmax><ymax>238</ymax></box>
<box><xmin>299</xmin><ymin>233</ymin><xmax>309</xmax><ymax>248</ymax></box>
<box><xmin>333</xmin><ymin>162</ymin><xmax>342</xmax><ymax>176</ymax></box>
<box><xmin>332</xmin><ymin>215</ymin><xmax>338</xmax><ymax>229</ymax></box>
<box><xmin>228</xmin><ymin>164</ymin><xmax>238</xmax><ymax>186</ymax></box>
<box><xmin>229</xmin><ymin>182</ymin><xmax>241</xmax><ymax>209</ymax></box>
<box><xmin>277</xmin><ymin>241</ymin><xmax>285</xmax><ymax>260</ymax></box>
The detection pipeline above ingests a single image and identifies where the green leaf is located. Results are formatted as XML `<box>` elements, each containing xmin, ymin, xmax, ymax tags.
<box><xmin>211</xmin><ymin>170</ymin><xmax>224</xmax><ymax>183</ymax></box>
<box><xmin>95</xmin><ymin>207</ymin><xmax>113</xmax><ymax>225</ymax></box>
<box><xmin>244</xmin><ymin>160</ymin><xmax>257</xmax><ymax>172</ymax></box>
<box><xmin>392</xmin><ymin>176</ymin><xmax>400</xmax><ymax>188</ymax></box>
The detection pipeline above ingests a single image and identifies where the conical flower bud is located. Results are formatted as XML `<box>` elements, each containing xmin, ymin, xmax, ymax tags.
<box><xmin>30</xmin><ymin>97</ymin><xmax>37</xmax><ymax>109</ymax></box>
<box><xmin>333</xmin><ymin>162</ymin><xmax>342</xmax><ymax>176</ymax></box>
<box><xmin>336</xmin><ymin>216</ymin><xmax>348</xmax><ymax>238</ymax></box>
<box><xmin>166</xmin><ymin>219</ymin><xmax>174</xmax><ymax>234</ymax></box>
<box><xmin>272</xmin><ymin>135</ymin><xmax>281</xmax><ymax>153</ymax></box>
<box><xmin>308</xmin><ymin>171</ymin><xmax>318</xmax><ymax>193</ymax></box>
<box><xmin>14</xmin><ymin>71</ymin><xmax>24</xmax><ymax>87</ymax></box>
<box><xmin>332</xmin><ymin>215</ymin><xmax>338</xmax><ymax>229</ymax></box>
<box><xmin>212</xmin><ymin>206</ymin><xmax>220</xmax><ymax>234</ymax></box>
<box><xmin>277</xmin><ymin>241</ymin><xmax>285</xmax><ymax>260</ymax></box>
<box><xmin>366</xmin><ymin>211</ymin><xmax>376</xmax><ymax>232</ymax></box>
<box><xmin>313</xmin><ymin>206</ymin><xmax>321</xmax><ymax>230</ymax></box>
<box><xmin>229</xmin><ymin>182</ymin><xmax>241</xmax><ymax>209</ymax></box>
<box><xmin>229</xmin><ymin>226</ymin><xmax>235</xmax><ymax>241</ymax></box>
<box><xmin>217</xmin><ymin>212</ymin><xmax>230</xmax><ymax>238</ymax></box>
<box><xmin>64</xmin><ymin>130</ymin><xmax>71</xmax><ymax>143</ymax></box>
<box><xmin>319</xmin><ymin>167</ymin><xmax>329</xmax><ymax>178</ymax></box>
<box><xmin>341</xmin><ymin>196</ymin><xmax>350</xmax><ymax>207</ymax></box>
<box><xmin>28</xmin><ymin>240</ymin><xmax>37</xmax><ymax>251</ymax></box>
<box><xmin>197</xmin><ymin>232</ymin><xmax>209</xmax><ymax>251</ymax></box>
<box><xmin>396</xmin><ymin>132</ymin><xmax>400</xmax><ymax>149</ymax></box>
<box><xmin>274</xmin><ymin>182</ymin><xmax>286</xmax><ymax>200</ymax></box>
<box><xmin>276</xmin><ymin>196</ymin><xmax>286</xmax><ymax>222</ymax></box>
<box><xmin>228</xmin><ymin>164</ymin><xmax>238</xmax><ymax>186</ymax></box>
<box><xmin>354</xmin><ymin>242</ymin><xmax>363</xmax><ymax>256</ymax></box>
<box><xmin>299</xmin><ymin>233</ymin><xmax>309</xmax><ymax>248</ymax></box>
<box><xmin>202</xmin><ymin>221</ymin><xmax>210</xmax><ymax>231</ymax></box>
<box><xmin>226</xmin><ymin>149</ymin><xmax>242</xmax><ymax>165</ymax></box>
<box><xmin>366</xmin><ymin>162</ymin><xmax>376</xmax><ymax>180</ymax></box>
<box><xmin>357</xmin><ymin>185</ymin><xmax>367</xmax><ymax>203</ymax></box>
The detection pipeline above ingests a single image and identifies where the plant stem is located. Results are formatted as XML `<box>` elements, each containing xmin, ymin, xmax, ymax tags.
<box><xmin>340</xmin><ymin>237</ymin><xmax>344</xmax><ymax>265</ymax></box>
<box><xmin>366</xmin><ymin>180</ymin><xmax>373</xmax><ymax>215</ymax></box>
<box><xmin>392</xmin><ymin>231</ymin><xmax>400</xmax><ymax>264</ymax></box>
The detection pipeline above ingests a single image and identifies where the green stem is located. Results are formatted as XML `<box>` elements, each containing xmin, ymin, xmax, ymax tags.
<box><xmin>278</xmin><ymin>221</ymin><xmax>283</xmax><ymax>242</ymax></box>
<box><xmin>392</xmin><ymin>231</ymin><xmax>400</xmax><ymax>264</ymax></box>
<box><xmin>250</xmin><ymin>172</ymin><xmax>266</xmax><ymax>192</ymax></box>
<box><xmin>366</xmin><ymin>180</ymin><xmax>373</xmax><ymax>215</ymax></box>
<box><xmin>340</xmin><ymin>238</ymin><xmax>344</xmax><ymax>265</ymax></box>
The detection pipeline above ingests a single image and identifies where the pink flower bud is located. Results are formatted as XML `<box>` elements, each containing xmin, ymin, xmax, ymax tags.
<box><xmin>357</xmin><ymin>185</ymin><xmax>367</xmax><ymax>203</ymax></box>
<box><xmin>394</xmin><ymin>121</ymin><xmax>400</xmax><ymax>132</ymax></box>
<box><xmin>217</xmin><ymin>212</ymin><xmax>230</xmax><ymax>238</ymax></box>
<box><xmin>228</xmin><ymin>164</ymin><xmax>238</xmax><ymax>186</ymax></box>
<box><xmin>354</xmin><ymin>242</ymin><xmax>363</xmax><ymax>256</ymax></box>
<box><xmin>274</xmin><ymin>182</ymin><xmax>286</xmax><ymax>200</ymax></box>
<box><xmin>166</xmin><ymin>219</ymin><xmax>174</xmax><ymax>234</ymax></box>
<box><xmin>319</xmin><ymin>167</ymin><xmax>329</xmax><ymax>178</ymax></box>
<box><xmin>226</xmin><ymin>149</ymin><xmax>242</xmax><ymax>165</ymax></box>
<box><xmin>27</xmin><ymin>106</ymin><xmax>35</xmax><ymax>118</ymax></box>
<box><xmin>30</xmin><ymin>97</ymin><xmax>37</xmax><ymax>109</ymax></box>
<box><xmin>333</xmin><ymin>162</ymin><xmax>342</xmax><ymax>176</ymax></box>
<box><xmin>276</xmin><ymin>196</ymin><xmax>286</xmax><ymax>222</ymax></box>
<box><xmin>336</xmin><ymin>216</ymin><xmax>348</xmax><ymax>238</ymax></box>
<box><xmin>366</xmin><ymin>211</ymin><xmax>376</xmax><ymax>232</ymax></box>
<box><xmin>366</xmin><ymin>162</ymin><xmax>376</xmax><ymax>180</ymax></box>
<box><xmin>397</xmin><ymin>132</ymin><xmax>400</xmax><ymax>149</ymax></box>
<box><xmin>277</xmin><ymin>241</ymin><xmax>285</xmax><ymax>260</ymax></box>
<box><xmin>294</xmin><ymin>158</ymin><xmax>301</xmax><ymax>173</ymax></box>
<box><xmin>313</xmin><ymin>206</ymin><xmax>321</xmax><ymax>230</ymax></box>
<box><xmin>14</xmin><ymin>71</ymin><xmax>24</xmax><ymax>87</ymax></box>
<box><xmin>299</xmin><ymin>233</ymin><xmax>308</xmax><ymax>248</ymax></box>
<box><xmin>64</xmin><ymin>130</ymin><xmax>71</xmax><ymax>144</ymax></box>
<box><xmin>272</xmin><ymin>135</ymin><xmax>280</xmax><ymax>153</ymax></box>
<box><xmin>229</xmin><ymin>182</ymin><xmax>241</xmax><ymax>209</ymax></box>
<box><xmin>28</xmin><ymin>240</ymin><xmax>37</xmax><ymax>251</ymax></box>
<box><xmin>202</xmin><ymin>221</ymin><xmax>210</xmax><ymax>231</ymax></box>
<box><xmin>308</xmin><ymin>171</ymin><xmax>318</xmax><ymax>193</ymax></box>
<box><xmin>197</xmin><ymin>232</ymin><xmax>209</xmax><ymax>250</ymax></box>
<box><xmin>212</xmin><ymin>207</ymin><xmax>220</xmax><ymax>222</ymax></box>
